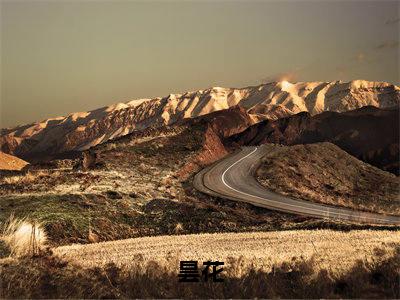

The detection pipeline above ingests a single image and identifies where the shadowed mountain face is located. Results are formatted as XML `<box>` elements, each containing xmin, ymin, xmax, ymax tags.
<box><xmin>228</xmin><ymin>106</ymin><xmax>399</xmax><ymax>174</ymax></box>
<box><xmin>1</xmin><ymin>80</ymin><xmax>398</xmax><ymax>160</ymax></box>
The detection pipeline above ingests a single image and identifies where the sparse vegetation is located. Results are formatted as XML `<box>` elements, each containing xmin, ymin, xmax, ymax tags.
<box><xmin>0</xmin><ymin>169</ymin><xmax>98</xmax><ymax>196</ymax></box>
<box><xmin>256</xmin><ymin>143</ymin><xmax>400</xmax><ymax>215</ymax></box>
<box><xmin>2</xmin><ymin>170</ymin><xmax>50</xmax><ymax>185</ymax></box>
<box><xmin>0</xmin><ymin>194</ymin><xmax>141</xmax><ymax>245</ymax></box>
<box><xmin>0</xmin><ymin>192</ymin><xmax>334</xmax><ymax>246</ymax></box>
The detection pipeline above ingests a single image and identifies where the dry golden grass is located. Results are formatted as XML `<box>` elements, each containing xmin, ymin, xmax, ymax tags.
<box><xmin>2</xmin><ymin>170</ymin><xmax>58</xmax><ymax>185</ymax></box>
<box><xmin>2</xmin><ymin>173</ymin><xmax>34</xmax><ymax>185</ymax></box>
<box><xmin>2</xmin><ymin>244</ymin><xmax>399</xmax><ymax>299</ymax></box>
<box><xmin>54</xmin><ymin>230</ymin><xmax>399</xmax><ymax>274</ymax></box>
<box><xmin>1</xmin><ymin>216</ymin><xmax>47</xmax><ymax>257</ymax></box>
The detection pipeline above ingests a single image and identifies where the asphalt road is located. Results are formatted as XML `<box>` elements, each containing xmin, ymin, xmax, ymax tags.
<box><xmin>193</xmin><ymin>145</ymin><xmax>400</xmax><ymax>225</ymax></box>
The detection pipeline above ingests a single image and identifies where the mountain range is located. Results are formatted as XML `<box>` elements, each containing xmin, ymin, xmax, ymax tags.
<box><xmin>1</xmin><ymin>80</ymin><xmax>399</xmax><ymax>160</ymax></box>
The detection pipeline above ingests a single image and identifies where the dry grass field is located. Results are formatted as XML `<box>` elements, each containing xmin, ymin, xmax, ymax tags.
<box><xmin>54</xmin><ymin>230</ymin><xmax>400</xmax><ymax>274</ymax></box>
<box><xmin>1</xmin><ymin>230</ymin><xmax>399</xmax><ymax>298</ymax></box>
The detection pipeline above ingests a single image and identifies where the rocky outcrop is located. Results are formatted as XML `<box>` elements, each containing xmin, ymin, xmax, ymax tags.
<box><xmin>177</xmin><ymin>106</ymin><xmax>253</xmax><ymax>179</ymax></box>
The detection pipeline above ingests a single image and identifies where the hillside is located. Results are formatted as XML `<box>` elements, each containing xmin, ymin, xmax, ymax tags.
<box><xmin>228</xmin><ymin>106</ymin><xmax>399</xmax><ymax>174</ymax></box>
<box><xmin>1</xmin><ymin>80</ymin><xmax>398</xmax><ymax>160</ymax></box>
<box><xmin>256</xmin><ymin>143</ymin><xmax>400</xmax><ymax>215</ymax></box>
<box><xmin>1</xmin><ymin>105</ymin><xmax>399</xmax><ymax>245</ymax></box>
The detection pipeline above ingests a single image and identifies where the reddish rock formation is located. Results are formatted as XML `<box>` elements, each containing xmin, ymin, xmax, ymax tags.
<box><xmin>177</xmin><ymin>106</ymin><xmax>254</xmax><ymax>179</ymax></box>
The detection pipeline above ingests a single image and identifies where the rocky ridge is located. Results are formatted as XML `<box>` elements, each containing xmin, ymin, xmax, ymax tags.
<box><xmin>1</xmin><ymin>80</ymin><xmax>398</xmax><ymax>159</ymax></box>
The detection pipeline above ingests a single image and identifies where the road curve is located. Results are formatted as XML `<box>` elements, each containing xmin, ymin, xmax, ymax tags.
<box><xmin>193</xmin><ymin>145</ymin><xmax>400</xmax><ymax>225</ymax></box>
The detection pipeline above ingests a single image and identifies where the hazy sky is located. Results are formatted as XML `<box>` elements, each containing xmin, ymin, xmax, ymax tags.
<box><xmin>1</xmin><ymin>0</ymin><xmax>399</xmax><ymax>128</ymax></box>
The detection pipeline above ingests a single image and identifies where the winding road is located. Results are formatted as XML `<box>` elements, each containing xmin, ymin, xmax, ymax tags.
<box><xmin>193</xmin><ymin>145</ymin><xmax>400</xmax><ymax>225</ymax></box>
